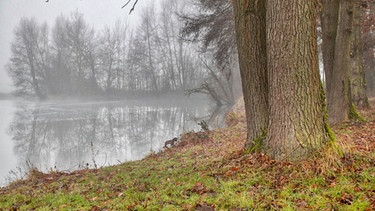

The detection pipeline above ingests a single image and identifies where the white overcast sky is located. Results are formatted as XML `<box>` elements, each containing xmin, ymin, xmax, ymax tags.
<box><xmin>0</xmin><ymin>0</ymin><xmax>153</xmax><ymax>93</ymax></box>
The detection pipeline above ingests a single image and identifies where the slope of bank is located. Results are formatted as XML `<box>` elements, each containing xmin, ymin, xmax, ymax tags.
<box><xmin>1</xmin><ymin>98</ymin><xmax>375</xmax><ymax>210</ymax></box>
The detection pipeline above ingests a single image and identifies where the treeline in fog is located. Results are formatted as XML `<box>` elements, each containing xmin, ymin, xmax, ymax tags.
<box><xmin>6</xmin><ymin>0</ymin><xmax>239</xmax><ymax>105</ymax></box>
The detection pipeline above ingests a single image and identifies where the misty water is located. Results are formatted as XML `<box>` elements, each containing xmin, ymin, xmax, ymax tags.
<box><xmin>0</xmin><ymin>97</ymin><xmax>228</xmax><ymax>186</ymax></box>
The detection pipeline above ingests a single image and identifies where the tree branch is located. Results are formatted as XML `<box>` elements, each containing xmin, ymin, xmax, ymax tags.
<box><xmin>121</xmin><ymin>0</ymin><xmax>132</xmax><ymax>9</ymax></box>
<box><xmin>122</xmin><ymin>0</ymin><xmax>139</xmax><ymax>14</ymax></box>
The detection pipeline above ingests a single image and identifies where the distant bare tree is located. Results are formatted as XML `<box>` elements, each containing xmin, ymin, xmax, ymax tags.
<box><xmin>64</xmin><ymin>12</ymin><xmax>99</xmax><ymax>94</ymax></box>
<box><xmin>7</xmin><ymin>18</ymin><xmax>50</xmax><ymax>99</ymax></box>
<box><xmin>50</xmin><ymin>15</ymin><xmax>73</xmax><ymax>96</ymax></box>
<box><xmin>157</xmin><ymin>0</ymin><xmax>183</xmax><ymax>90</ymax></box>
<box><xmin>99</xmin><ymin>26</ymin><xmax>116</xmax><ymax>92</ymax></box>
<box><xmin>156</xmin><ymin>0</ymin><xmax>204</xmax><ymax>91</ymax></box>
<box><xmin>128</xmin><ymin>5</ymin><xmax>159</xmax><ymax>91</ymax></box>
<box><xmin>97</xmin><ymin>21</ymin><xmax>128</xmax><ymax>93</ymax></box>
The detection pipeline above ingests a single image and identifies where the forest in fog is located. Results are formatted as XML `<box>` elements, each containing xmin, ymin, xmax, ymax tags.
<box><xmin>5</xmin><ymin>0</ymin><xmax>241</xmax><ymax>105</ymax></box>
<box><xmin>5</xmin><ymin>0</ymin><xmax>375</xmax><ymax>105</ymax></box>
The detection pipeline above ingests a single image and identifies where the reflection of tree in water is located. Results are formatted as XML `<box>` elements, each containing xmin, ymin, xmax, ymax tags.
<box><xmin>8</xmin><ymin>101</ymin><xmax>218</xmax><ymax>172</ymax></box>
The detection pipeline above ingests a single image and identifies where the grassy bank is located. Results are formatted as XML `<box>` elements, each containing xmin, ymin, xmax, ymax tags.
<box><xmin>1</xmin><ymin>99</ymin><xmax>375</xmax><ymax>210</ymax></box>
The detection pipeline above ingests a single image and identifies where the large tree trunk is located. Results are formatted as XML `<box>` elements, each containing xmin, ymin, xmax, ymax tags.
<box><xmin>266</xmin><ymin>0</ymin><xmax>332</xmax><ymax>160</ymax></box>
<box><xmin>232</xmin><ymin>0</ymin><xmax>269</xmax><ymax>150</ymax></box>
<box><xmin>350</xmin><ymin>3</ymin><xmax>370</xmax><ymax>109</ymax></box>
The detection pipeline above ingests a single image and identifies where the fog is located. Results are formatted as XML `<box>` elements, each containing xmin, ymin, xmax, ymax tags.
<box><xmin>0</xmin><ymin>0</ymin><xmax>243</xmax><ymax>186</ymax></box>
<box><xmin>0</xmin><ymin>0</ymin><xmax>152</xmax><ymax>93</ymax></box>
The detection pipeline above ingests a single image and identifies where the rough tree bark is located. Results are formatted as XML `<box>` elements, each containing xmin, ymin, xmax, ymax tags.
<box><xmin>231</xmin><ymin>0</ymin><xmax>269</xmax><ymax>150</ymax></box>
<box><xmin>232</xmin><ymin>0</ymin><xmax>333</xmax><ymax>160</ymax></box>
<box><xmin>265</xmin><ymin>0</ymin><xmax>332</xmax><ymax>160</ymax></box>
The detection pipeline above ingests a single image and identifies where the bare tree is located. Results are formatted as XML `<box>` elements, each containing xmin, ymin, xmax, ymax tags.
<box><xmin>157</xmin><ymin>0</ymin><xmax>183</xmax><ymax>91</ymax></box>
<box><xmin>156</xmin><ymin>0</ymin><xmax>205</xmax><ymax>92</ymax></box>
<box><xmin>62</xmin><ymin>12</ymin><xmax>99</xmax><ymax>95</ymax></box>
<box><xmin>50</xmin><ymin>15</ymin><xmax>73</xmax><ymax>96</ymax></box>
<box><xmin>97</xmin><ymin>21</ymin><xmax>128</xmax><ymax>93</ymax></box>
<box><xmin>128</xmin><ymin>5</ymin><xmax>159</xmax><ymax>91</ymax></box>
<box><xmin>7</xmin><ymin>18</ymin><xmax>50</xmax><ymax>99</ymax></box>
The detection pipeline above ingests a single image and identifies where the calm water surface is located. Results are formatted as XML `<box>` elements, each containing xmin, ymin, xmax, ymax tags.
<box><xmin>0</xmin><ymin>98</ymin><xmax>225</xmax><ymax>186</ymax></box>
<box><xmin>0</xmin><ymin>100</ymin><xmax>18</xmax><ymax>186</ymax></box>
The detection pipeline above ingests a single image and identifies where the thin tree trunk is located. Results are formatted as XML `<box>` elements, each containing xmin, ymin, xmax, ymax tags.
<box><xmin>145</xmin><ymin>18</ymin><xmax>158</xmax><ymax>91</ymax></box>
<box><xmin>327</xmin><ymin>0</ymin><xmax>359</xmax><ymax>124</ymax></box>
<box><xmin>351</xmin><ymin>3</ymin><xmax>370</xmax><ymax>109</ymax></box>
<box><xmin>266</xmin><ymin>0</ymin><xmax>332</xmax><ymax>160</ymax></box>
<box><xmin>29</xmin><ymin>55</ymin><xmax>45</xmax><ymax>100</ymax></box>
<box><xmin>320</xmin><ymin>0</ymin><xmax>339</xmax><ymax>96</ymax></box>
<box><xmin>232</xmin><ymin>0</ymin><xmax>269</xmax><ymax>150</ymax></box>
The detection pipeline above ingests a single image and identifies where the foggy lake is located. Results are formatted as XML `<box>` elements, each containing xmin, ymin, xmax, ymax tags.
<box><xmin>0</xmin><ymin>97</ymin><xmax>228</xmax><ymax>186</ymax></box>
